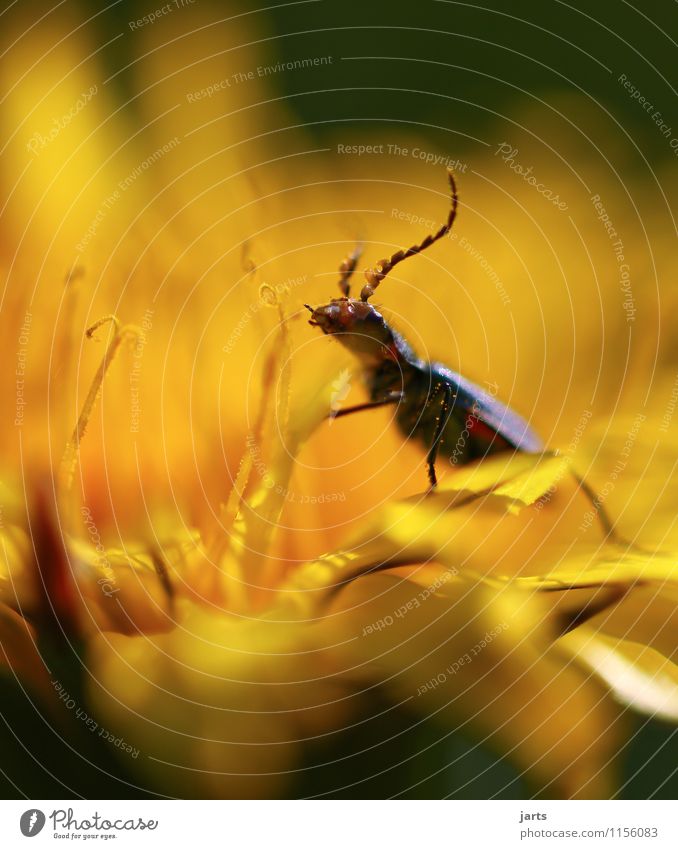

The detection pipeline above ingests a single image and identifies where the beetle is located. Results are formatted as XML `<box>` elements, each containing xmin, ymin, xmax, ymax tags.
<box><xmin>304</xmin><ymin>169</ymin><xmax>544</xmax><ymax>490</ymax></box>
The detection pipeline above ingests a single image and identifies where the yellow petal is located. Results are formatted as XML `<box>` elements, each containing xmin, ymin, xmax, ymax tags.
<box><xmin>86</xmin><ymin>606</ymin><xmax>350</xmax><ymax>799</ymax></box>
<box><xmin>436</xmin><ymin>450</ymin><xmax>570</xmax><ymax>514</ymax></box>
<box><xmin>513</xmin><ymin>550</ymin><xmax>678</xmax><ymax>660</ymax></box>
<box><xmin>321</xmin><ymin>574</ymin><xmax>623</xmax><ymax>798</ymax></box>
<box><xmin>286</xmin><ymin>472</ymin><xmax>607</xmax><ymax>601</ymax></box>
<box><xmin>587</xmin><ymin>584</ymin><xmax>678</xmax><ymax>663</ymax></box>
<box><xmin>561</xmin><ymin>628</ymin><xmax>678</xmax><ymax>721</ymax></box>
<box><xmin>514</xmin><ymin>549</ymin><xmax>678</xmax><ymax>590</ymax></box>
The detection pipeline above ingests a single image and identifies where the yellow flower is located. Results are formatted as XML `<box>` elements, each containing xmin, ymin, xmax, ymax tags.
<box><xmin>1</xmin><ymin>2</ymin><xmax>676</xmax><ymax>800</ymax></box>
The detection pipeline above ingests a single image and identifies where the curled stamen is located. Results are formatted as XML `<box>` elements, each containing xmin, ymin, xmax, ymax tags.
<box><xmin>259</xmin><ymin>284</ymin><xmax>278</xmax><ymax>307</ymax></box>
<box><xmin>59</xmin><ymin>315</ymin><xmax>141</xmax><ymax>493</ymax></box>
<box><xmin>52</xmin><ymin>266</ymin><xmax>85</xmax><ymax>451</ymax></box>
<box><xmin>85</xmin><ymin>314</ymin><xmax>120</xmax><ymax>340</ymax></box>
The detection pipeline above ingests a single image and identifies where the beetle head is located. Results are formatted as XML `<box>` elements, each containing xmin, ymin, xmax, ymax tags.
<box><xmin>304</xmin><ymin>298</ymin><xmax>396</xmax><ymax>360</ymax></box>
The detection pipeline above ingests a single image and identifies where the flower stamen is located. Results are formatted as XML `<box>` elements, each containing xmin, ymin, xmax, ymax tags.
<box><xmin>59</xmin><ymin>315</ymin><xmax>142</xmax><ymax>493</ymax></box>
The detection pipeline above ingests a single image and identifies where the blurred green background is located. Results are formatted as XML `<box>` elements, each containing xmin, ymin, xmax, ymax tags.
<box><xmin>96</xmin><ymin>0</ymin><xmax>678</xmax><ymax>175</ymax></box>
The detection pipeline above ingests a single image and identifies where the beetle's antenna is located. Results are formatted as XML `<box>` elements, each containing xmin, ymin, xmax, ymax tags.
<box><xmin>360</xmin><ymin>169</ymin><xmax>458</xmax><ymax>302</ymax></box>
<box><xmin>337</xmin><ymin>243</ymin><xmax>363</xmax><ymax>298</ymax></box>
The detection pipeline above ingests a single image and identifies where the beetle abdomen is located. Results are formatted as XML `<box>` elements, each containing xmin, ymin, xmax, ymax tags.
<box><xmin>393</xmin><ymin>363</ymin><xmax>542</xmax><ymax>468</ymax></box>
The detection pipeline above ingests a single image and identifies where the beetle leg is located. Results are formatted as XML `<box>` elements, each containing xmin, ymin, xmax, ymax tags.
<box><xmin>542</xmin><ymin>453</ymin><xmax>645</xmax><ymax>550</ymax></box>
<box><xmin>329</xmin><ymin>391</ymin><xmax>402</xmax><ymax>420</ymax></box>
<box><xmin>541</xmin><ymin>451</ymin><xmax>618</xmax><ymax>541</ymax></box>
<box><xmin>569</xmin><ymin>470</ymin><xmax>617</xmax><ymax>539</ymax></box>
<box><xmin>426</xmin><ymin>383</ymin><xmax>453</xmax><ymax>490</ymax></box>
